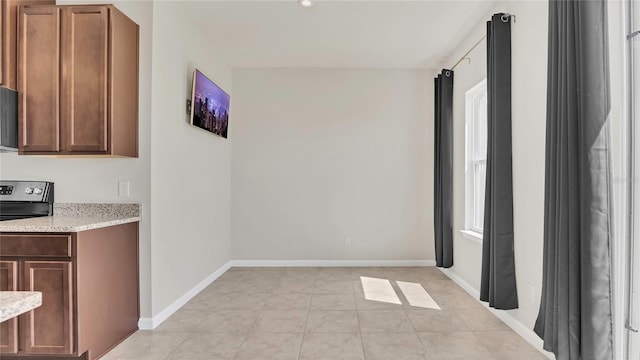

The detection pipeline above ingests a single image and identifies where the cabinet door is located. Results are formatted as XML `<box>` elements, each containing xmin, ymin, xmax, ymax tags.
<box><xmin>0</xmin><ymin>261</ymin><xmax>18</xmax><ymax>354</ymax></box>
<box><xmin>2</xmin><ymin>1</ymin><xmax>56</xmax><ymax>90</ymax></box>
<box><xmin>60</xmin><ymin>6</ymin><xmax>108</xmax><ymax>153</ymax></box>
<box><xmin>21</xmin><ymin>261</ymin><xmax>73</xmax><ymax>355</ymax></box>
<box><xmin>18</xmin><ymin>6</ymin><xmax>61</xmax><ymax>152</ymax></box>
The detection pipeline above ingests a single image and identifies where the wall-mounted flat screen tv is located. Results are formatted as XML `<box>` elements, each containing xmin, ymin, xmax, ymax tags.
<box><xmin>189</xmin><ymin>69</ymin><xmax>230</xmax><ymax>138</ymax></box>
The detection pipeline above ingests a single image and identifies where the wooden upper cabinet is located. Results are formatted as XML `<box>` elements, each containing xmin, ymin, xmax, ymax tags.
<box><xmin>1</xmin><ymin>1</ymin><xmax>55</xmax><ymax>90</ymax></box>
<box><xmin>61</xmin><ymin>6</ymin><xmax>108</xmax><ymax>153</ymax></box>
<box><xmin>17</xmin><ymin>4</ymin><xmax>139</xmax><ymax>157</ymax></box>
<box><xmin>18</xmin><ymin>6</ymin><xmax>60</xmax><ymax>153</ymax></box>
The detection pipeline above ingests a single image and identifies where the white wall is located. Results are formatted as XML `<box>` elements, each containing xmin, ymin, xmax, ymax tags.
<box><xmin>447</xmin><ymin>1</ymin><xmax>626</xmax><ymax>356</ymax></box>
<box><xmin>149</xmin><ymin>1</ymin><xmax>232</xmax><ymax>316</ymax></box>
<box><xmin>230</xmin><ymin>69</ymin><xmax>433</xmax><ymax>262</ymax></box>
<box><xmin>0</xmin><ymin>0</ymin><xmax>154</xmax><ymax>318</ymax></box>
<box><xmin>447</xmin><ymin>0</ymin><xmax>548</xmax><ymax>337</ymax></box>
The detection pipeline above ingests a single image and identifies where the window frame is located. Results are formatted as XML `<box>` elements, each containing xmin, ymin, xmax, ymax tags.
<box><xmin>464</xmin><ymin>78</ymin><xmax>488</xmax><ymax>240</ymax></box>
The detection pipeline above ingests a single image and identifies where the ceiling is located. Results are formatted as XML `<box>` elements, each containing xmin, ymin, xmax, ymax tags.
<box><xmin>178</xmin><ymin>0</ymin><xmax>497</xmax><ymax>69</ymax></box>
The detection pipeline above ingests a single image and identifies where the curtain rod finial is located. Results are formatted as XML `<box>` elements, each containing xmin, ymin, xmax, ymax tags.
<box><xmin>501</xmin><ymin>13</ymin><xmax>515</xmax><ymax>23</ymax></box>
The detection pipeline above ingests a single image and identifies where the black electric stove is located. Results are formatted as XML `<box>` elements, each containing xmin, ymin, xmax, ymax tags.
<box><xmin>0</xmin><ymin>180</ymin><xmax>54</xmax><ymax>221</ymax></box>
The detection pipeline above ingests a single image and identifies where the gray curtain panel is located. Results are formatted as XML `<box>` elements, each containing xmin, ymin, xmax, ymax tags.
<box><xmin>434</xmin><ymin>69</ymin><xmax>453</xmax><ymax>268</ymax></box>
<box><xmin>479</xmin><ymin>13</ymin><xmax>518</xmax><ymax>310</ymax></box>
<box><xmin>534</xmin><ymin>1</ymin><xmax>614</xmax><ymax>359</ymax></box>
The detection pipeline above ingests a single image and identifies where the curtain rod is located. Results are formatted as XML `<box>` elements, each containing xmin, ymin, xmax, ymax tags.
<box><xmin>450</xmin><ymin>35</ymin><xmax>486</xmax><ymax>70</ymax></box>
<box><xmin>449</xmin><ymin>13</ymin><xmax>515</xmax><ymax>70</ymax></box>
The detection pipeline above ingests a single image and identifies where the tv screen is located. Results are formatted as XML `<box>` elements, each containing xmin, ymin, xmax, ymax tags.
<box><xmin>189</xmin><ymin>69</ymin><xmax>230</xmax><ymax>138</ymax></box>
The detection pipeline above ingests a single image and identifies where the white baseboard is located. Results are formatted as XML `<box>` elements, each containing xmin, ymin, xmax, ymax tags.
<box><xmin>138</xmin><ymin>260</ymin><xmax>232</xmax><ymax>330</ymax></box>
<box><xmin>230</xmin><ymin>260</ymin><xmax>436</xmax><ymax>267</ymax></box>
<box><xmin>438</xmin><ymin>268</ymin><xmax>556</xmax><ymax>360</ymax></box>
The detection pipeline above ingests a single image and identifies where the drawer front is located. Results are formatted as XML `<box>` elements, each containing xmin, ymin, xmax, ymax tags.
<box><xmin>0</xmin><ymin>234</ymin><xmax>72</xmax><ymax>257</ymax></box>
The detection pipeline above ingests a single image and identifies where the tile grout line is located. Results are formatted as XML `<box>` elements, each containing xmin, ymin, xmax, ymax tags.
<box><xmin>230</xmin><ymin>268</ymin><xmax>283</xmax><ymax>360</ymax></box>
<box><xmin>468</xmin><ymin>329</ymin><xmax>504</xmax><ymax>359</ymax></box>
<box><xmin>398</xmin><ymin>278</ymin><xmax>431</xmax><ymax>359</ymax></box>
<box><xmin>296</xmin><ymin>275</ymin><xmax>318</xmax><ymax>359</ymax></box>
<box><xmin>159</xmin><ymin>322</ymin><xmax>205</xmax><ymax>359</ymax></box>
<box><xmin>353</xmin><ymin>269</ymin><xmax>367</xmax><ymax>360</ymax></box>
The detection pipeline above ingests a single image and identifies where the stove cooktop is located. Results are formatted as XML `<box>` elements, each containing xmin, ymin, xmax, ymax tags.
<box><xmin>0</xmin><ymin>180</ymin><xmax>54</xmax><ymax>221</ymax></box>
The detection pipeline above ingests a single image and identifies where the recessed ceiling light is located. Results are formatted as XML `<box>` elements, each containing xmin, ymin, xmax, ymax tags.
<box><xmin>299</xmin><ymin>0</ymin><xmax>312</xmax><ymax>7</ymax></box>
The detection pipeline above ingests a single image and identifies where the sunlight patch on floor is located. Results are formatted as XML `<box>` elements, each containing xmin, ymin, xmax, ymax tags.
<box><xmin>397</xmin><ymin>280</ymin><xmax>441</xmax><ymax>310</ymax></box>
<box><xmin>360</xmin><ymin>276</ymin><xmax>402</xmax><ymax>304</ymax></box>
<box><xmin>359</xmin><ymin>276</ymin><xmax>441</xmax><ymax>309</ymax></box>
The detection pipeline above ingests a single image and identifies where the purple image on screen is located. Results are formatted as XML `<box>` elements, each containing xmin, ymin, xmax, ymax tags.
<box><xmin>191</xmin><ymin>70</ymin><xmax>230</xmax><ymax>138</ymax></box>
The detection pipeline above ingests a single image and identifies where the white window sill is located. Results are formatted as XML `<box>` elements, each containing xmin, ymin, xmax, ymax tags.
<box><xmin>460</xmin><ymin>230</ymin><xmax>483</xmax><ymax>245</ymax></box>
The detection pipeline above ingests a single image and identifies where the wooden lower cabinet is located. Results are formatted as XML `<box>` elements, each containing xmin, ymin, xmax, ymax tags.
<box><xmin>22</xmin><ymin>261</ymin><xmax>73</xmax><ymax>355</ymax></box>
<box><xmin>0</xmin><ymin>222</ymin><xmax>139</xmax><ymax>360</ymax></box>
<box><xmin>0</xmin><ymin>261</ymin><xmax>18</xmax><ymax>354</ymax></box>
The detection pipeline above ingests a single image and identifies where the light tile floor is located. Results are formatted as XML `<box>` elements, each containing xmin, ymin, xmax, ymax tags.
<box><xmin>102</xmin><ymin>267</ymin><xmax>547</xmax><ymax>360</ymax></box>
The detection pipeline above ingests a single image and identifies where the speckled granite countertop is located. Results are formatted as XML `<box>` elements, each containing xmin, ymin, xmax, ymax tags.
<box><xmin>0</xmin><ymin>291</ymin><xmax>42</xmax><ymax>322</ymax></box>
<box><xmin>0</xmin><ymin>203</ymin><xmax>141</xmax><ymax>233</ymax></box>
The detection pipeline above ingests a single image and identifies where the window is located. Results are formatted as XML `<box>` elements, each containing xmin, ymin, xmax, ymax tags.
<box><xmin>627</xmin><ymin>1</ymin><xmax>640</xmax><ymax>357</ymax></box>
<box><xmin>464</xmin><ymin>79</ymin><xmax>488</xmax><ymax>236</ymax></box>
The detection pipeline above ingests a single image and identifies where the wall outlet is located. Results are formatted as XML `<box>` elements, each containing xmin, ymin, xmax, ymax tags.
<box><xmin>118</xmin><ymin>181</ymin><xmax>130</xmax><ymax>197</ymax></box>
<box><xmin>528</xmin><ymin>284</ymin><xmax>536</xmax><ymax>303</ymax></box>
<box><xmin>344</xmin><ymin>236</ymin><xmax>352</xmax><ymax>246</ymax></box>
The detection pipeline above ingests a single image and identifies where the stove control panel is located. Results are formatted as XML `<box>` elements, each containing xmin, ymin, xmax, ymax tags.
<box><xmin>0</xmin><ymin>185</ymin><xmax>14</xmax><ymax>195</ymax></box>
<box><xmin>0</xmin><ymin>181</ymin><xmax>53</xmax><ymax>202</ymax></box>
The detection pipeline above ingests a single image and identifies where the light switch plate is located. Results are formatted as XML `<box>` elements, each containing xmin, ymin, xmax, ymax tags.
<box><xmin>118</xmin><ymin>181</ymin><xmax>130</xmax><ymax>197</ymax></box>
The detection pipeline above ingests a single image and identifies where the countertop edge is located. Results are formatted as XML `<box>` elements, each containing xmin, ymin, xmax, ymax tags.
<box><xmin>0</xmin><ymin>216</ymin><xmax>140</xmax><ymax>233</ymax></box>
<box><xmin>0</xmin><ymin>292</ymin><xmax>43</xmax><ymax>323</ymax></box>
